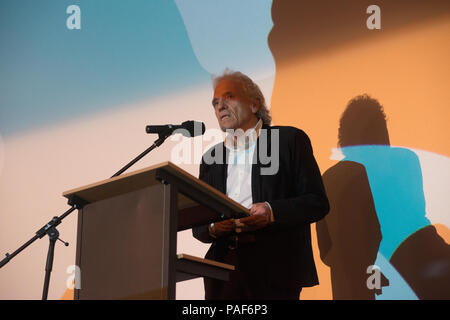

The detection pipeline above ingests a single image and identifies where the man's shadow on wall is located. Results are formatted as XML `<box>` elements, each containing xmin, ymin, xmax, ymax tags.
<box><xmin>316</xmin><ymin>95</ymin><xmax>450</xmax><ymax>299</ymax></box>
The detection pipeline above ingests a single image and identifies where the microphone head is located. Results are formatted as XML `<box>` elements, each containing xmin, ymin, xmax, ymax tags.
<box><xmin>181</xmin><ymin>121</ymin><xmax>206</xmax><ymax>137</ymax></box>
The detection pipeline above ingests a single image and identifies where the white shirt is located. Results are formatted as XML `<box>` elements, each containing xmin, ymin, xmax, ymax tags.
<box><xmin>209</xmin><ymin>119</ymin><xmax>274</xmax><ymax>237</ymax></box>
<box><xmin>225</xmin><ymin>118</ymin><xmax>262</xmax><ymax>203</ymax></box>
<box><xmin>225</xmin><ymin>140</ymin><xmax>257</xmax><ymax>209</ymax></box>
<box><xmin>211</xmin><ymin>119</ymin><xmax>273</xmax><ymax>234</ymax></box>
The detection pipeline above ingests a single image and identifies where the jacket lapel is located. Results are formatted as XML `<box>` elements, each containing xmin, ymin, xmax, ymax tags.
<box><xmin>215</xmin><ymin>143</ymin><xmax>228</xmax><ymax>194</ymax></box>
<box><xmin>251</xmin><ymin>124</ymin><xmax>271</xmax><ymax>203</ymax></box>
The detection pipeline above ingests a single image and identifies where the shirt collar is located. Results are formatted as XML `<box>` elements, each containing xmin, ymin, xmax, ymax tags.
<box><xmin>224</xmin><ymin>118</ymin><xmax>262</xmax><ymax>151</ymax></box>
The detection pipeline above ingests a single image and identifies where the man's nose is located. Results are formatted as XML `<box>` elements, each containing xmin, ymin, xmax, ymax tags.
<box><xmin>218</xmin><ymin>98</ymin><xmax>228</xmax><ymax>111</ymax></box>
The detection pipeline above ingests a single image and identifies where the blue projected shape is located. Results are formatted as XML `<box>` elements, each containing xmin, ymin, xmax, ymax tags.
<box><xmin>373</xmin><ymin>252</ymin><xmax>418</xmax><ymax>300</ymax></box>
<box><xmin>0</xmin><ymin>0</ymin><xmax>209</xmax><ymax>136</ymax></box>
<box><xmin>341</xmin><ymin>145</ymin><xmax>430</xmax><ymax>260</ymax></box>
<box><xmin>174</xmin><ymin>0</ymin><xmax>275</xmax><ymax>78</ymax></box>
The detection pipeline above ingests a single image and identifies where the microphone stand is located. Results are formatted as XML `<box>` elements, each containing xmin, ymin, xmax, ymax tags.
<box><xmin>0</xmin><ymin>129</ymin><xmax>174</xmax><ymax>299</ymax></box>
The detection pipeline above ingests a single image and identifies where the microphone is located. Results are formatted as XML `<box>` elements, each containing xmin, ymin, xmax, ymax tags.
<box><xmin>146</xmin><ymin>120</ymin><xmax>205</xmax><ymax>137</ymax></box>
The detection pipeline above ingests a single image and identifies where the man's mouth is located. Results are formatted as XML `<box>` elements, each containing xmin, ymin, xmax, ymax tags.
<box><xmin>221</xmin><ymin>114</ymin><xmax>230</xmax><ymax>120</ymax></box>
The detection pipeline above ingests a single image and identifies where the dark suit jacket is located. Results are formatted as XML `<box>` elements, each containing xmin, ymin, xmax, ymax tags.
<box><xmin>193</xmin><ymin>125</ymin><xmax>329</xmax><ymax>288</ymax></box>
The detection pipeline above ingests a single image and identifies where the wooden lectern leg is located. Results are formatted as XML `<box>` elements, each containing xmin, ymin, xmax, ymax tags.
<box><xmin>162</xmin><ymin>183</ymin><xmax>178</xmax><ymax>300</ymax></box>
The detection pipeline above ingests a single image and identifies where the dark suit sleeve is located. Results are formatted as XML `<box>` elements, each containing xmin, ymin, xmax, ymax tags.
<box><xmin>268</xmin><ymin>129</ymin><xmax>329</xmax><ymax>226</ymax></box>
<box><xmin>191</xmin><ymin>158</ymin><xmax>215</xmax><ymax>243</ymax></box>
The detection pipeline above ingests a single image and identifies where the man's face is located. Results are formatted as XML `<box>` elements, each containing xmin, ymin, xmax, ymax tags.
<box><xmin>212</xmin><ymin>79</ymin><xmax>257</xmax><ymax>132</ymax></box>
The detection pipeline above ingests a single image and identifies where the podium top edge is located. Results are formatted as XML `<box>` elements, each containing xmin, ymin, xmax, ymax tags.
<box><xmin>62</xmin><ymin>161</ymin><xmax>174</xmax><ymax>198</ymax></box>
<box><xmin>61</xmin><ymin>161</ymin><xmax>249</xmax><ymax>216</ymax></box>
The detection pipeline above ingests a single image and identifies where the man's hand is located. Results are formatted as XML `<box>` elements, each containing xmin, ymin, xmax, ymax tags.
<box><xmin>210</xmin><ymin>219</ymin><xmax>235</xmax><ymax>237</ymax></box>
<box><xmin>240</xmin><ymin>202</ymin><xmax>272</xmax><ymax>230</ymax></box>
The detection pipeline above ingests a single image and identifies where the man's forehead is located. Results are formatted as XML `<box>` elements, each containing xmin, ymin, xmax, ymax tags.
<box><xmin>213</xmin><ymin>79</ymin><xmax>244</xmax><ymax>97</ymax></box>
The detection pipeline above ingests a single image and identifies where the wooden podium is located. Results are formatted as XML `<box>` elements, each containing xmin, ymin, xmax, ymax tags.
<box><xmin>63</xmin><ymin>162</ymin><xmax>249</xmax><ymax>300</ymax></box>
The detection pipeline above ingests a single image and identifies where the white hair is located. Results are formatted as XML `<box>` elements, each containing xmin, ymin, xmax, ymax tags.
<box><xmin>212</xmin><ymin>69</ymin><xmax>272</xmax><ymax>125</ymax></box>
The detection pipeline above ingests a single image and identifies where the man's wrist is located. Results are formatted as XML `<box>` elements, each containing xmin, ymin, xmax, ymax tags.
<box><xmin>264</xmin><ymin>201</ymin><xmax>275</xmax><ymax>223</ymax></box>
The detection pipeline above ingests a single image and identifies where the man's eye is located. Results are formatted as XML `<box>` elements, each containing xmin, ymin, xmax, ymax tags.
<box><xmin>225</xmin><ymin>94</ymin><xmax>233</xmax><ymax>99</ymax></box>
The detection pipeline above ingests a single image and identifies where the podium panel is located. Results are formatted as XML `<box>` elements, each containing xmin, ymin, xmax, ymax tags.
<box><xmin>75</xmin><ymin>184</ymin><xmax>172</xmax><ymax>300</ymax></box>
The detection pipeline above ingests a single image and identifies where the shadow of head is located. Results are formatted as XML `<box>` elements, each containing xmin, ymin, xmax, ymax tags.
<box><xmin>338</xmin><ymin>94</ymin><xmax>390</xmax><ymax>147</ymax></box>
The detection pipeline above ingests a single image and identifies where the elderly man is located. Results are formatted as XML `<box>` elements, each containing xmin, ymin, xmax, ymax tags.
<box><xmin>193</xmin><ymin>70</ymin><xmax>329</xmax><ymax>300</ymax></box>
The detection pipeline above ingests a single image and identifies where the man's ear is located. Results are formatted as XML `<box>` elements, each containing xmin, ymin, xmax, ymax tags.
<box><xmin>251</xmin><ymin>104</ymin><xmax>259</xmax><ymax>114</ymax></box>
